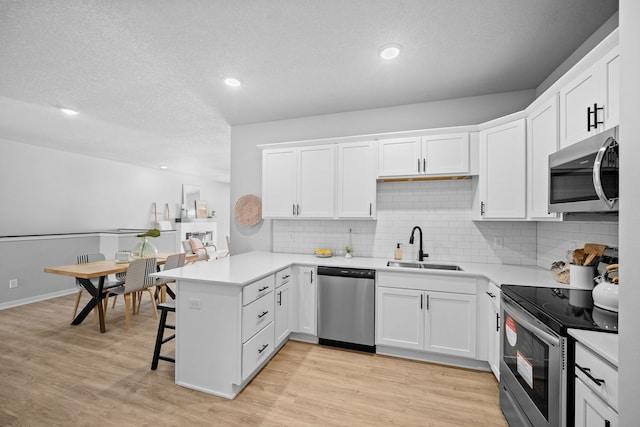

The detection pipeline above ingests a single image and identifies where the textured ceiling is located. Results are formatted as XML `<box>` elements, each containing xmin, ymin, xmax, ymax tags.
<box><xmin>0</xmin><ymin>1</ymin><xmax>618</xmax><ymax>181</ymax></box>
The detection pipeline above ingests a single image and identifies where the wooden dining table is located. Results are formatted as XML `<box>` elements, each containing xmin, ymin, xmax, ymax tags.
<box><xmin>45</xmin><ymin>253</ymin><xmax>197</xmax><ymax>333</ymax></box>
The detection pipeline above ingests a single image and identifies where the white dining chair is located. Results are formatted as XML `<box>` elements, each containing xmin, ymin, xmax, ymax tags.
<box><xmin>104</xmin><ymin>257</ymin><xmax>158</xmax><ymax>331</ymax></box>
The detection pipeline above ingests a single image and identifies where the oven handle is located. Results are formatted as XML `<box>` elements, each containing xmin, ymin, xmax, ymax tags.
<box><xmin>503</xmin><ymin>297</ymin><xmax>560</xmax><ymax>347</ymax></box>
<box><xmin>593</xmin><ymin>136</ymin><xmax>618</xmax><ymax>210</ymax></box>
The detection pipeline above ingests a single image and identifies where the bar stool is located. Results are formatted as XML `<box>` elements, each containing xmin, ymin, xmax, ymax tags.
<box><xmin>151</xmin><ymin>300</ymin><xmax>175</xmax><ymax>370</ymax></box>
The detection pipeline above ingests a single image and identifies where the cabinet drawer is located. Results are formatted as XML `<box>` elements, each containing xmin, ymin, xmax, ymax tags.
<box><xmin>575</xmin><ymin>342</ymin><xmax>618</xmax><ymax>410</ymax></box>
<box><xmin>377</xmin><ymin>271</ymin><xmax>477</xmax><ymax>294</ymax></box>
<box><xmin>275</xmin><ymin>267</ymin><xmax>292</xmax><ymax>288</ymax></box>
<box><xmin>243</xmin><ymin>275</ymin><xmax>275</xmax><ymax>306</ymax></box>
<box><xmin>242</xmin><ymin>322</ymin><xmax>274</xmax><ymax>380</ymax></box>
<box><xmin>242</xmin><ymin>291</ymin><xmax>275</xmax><ymax>342</ymax></box>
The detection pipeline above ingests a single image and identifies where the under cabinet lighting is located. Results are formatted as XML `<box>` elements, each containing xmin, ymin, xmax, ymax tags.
<box><xmin>59</xmin><ymin>107</ymin><xmax>79</xmax><ymax>116</ymax></box>
<box><xmin>378</xmin><ymin>44</ymin><xmax>402</xmax><ymax>60</ymax></box>
<box><xmin>223</xmin><ymin>77</ymin><xmax>242</xmax><ymax>87</ymax></box>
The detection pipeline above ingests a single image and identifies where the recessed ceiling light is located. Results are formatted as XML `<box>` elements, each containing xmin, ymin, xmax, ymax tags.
<box><xmin>378</xmin><ymin>44</ymin><xmax>402</xmax><ymax>60</ymax></box>
<box><xmin>223</xmin><ymin>77</ymin><xmax>242</xmax><ymax>87</ymax></box>
<box><xmin>59</xmin><ymin>107</ymin><xmax>79</xmax><ymax>116</ymax></box>
<box><xmin>159</xmin><ymin>165</ymin><xmax>168</xmax><ymax>170</ymax></box>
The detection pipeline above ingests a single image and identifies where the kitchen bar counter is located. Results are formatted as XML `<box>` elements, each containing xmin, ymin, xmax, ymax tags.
<box><xmin>153</xmin><ymin>250</ymin><xmax>562</xmax><ymax>289</ymax></box>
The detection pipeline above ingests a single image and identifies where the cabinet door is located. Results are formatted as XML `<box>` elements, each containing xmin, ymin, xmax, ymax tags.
<box><xmin>478</xmin><ymin>119</ymin><xmax>527</xmax><ymax>219</ymax></box>
<box><xmin>486</xmin><ymin>283</ymin><xmax>501</xmax><ymax>380</ymax></box>
<box><xmin>425</xmin><ymin>291</ymin><xmax>477</xmax><ymax>359</ymax></box>
<box><xmin>262</xmin><ymin>148</ymin><xmax>297</xmax><ymax>218</ymax></box>
<box><xmin>575</xmin><ymin>377</ymin><xmax>618</xmax><ymax>427</ymax></box>
<box><xmin>376</xmin><ymin>287</ymin><xmax>424</xmax><ymax>350</ymax></box>
<box><xmin>559</xmin><ymin>65</ymin><xmax>602</xmax><ymax>148</ymax></box>
<box><xmin>378</xmin><ymin>137</ymin><xmax>422</xmax><ymax>177</ymax></box>
<box><xmin>297</xmin><ymin>266</ymin><xmax>317</xmax><ymax>335</ymax></box>
<box><xmin>422</xmin><ymin>133</ymin><xmax>469</xmax><ymax>175</ymax></box>
<box><xmin>601</xmin><ymin>46</ymin><xmax>620</xmax><ymax>130</ymax></box>
<box><xmin>275</xmin><ymin>281</ymin><xmax>292</xmax><ymax>346</ymax></box>
<box><xmin>337</xmin><ymin>141</ymin><xmax>377</xmax><ymax>218</ymax></box>
<box><xmin>297</xmin><ymin>145</ymin><xmax>335</xmax><ymax>218</ymax></box>
<box><xmin>527</xmin><ymin>97</ymin><xmax>560</xmax><ymax>220</ymax></box>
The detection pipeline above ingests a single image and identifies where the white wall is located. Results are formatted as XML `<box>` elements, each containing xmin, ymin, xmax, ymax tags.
<box><xmin>230</xmin><ymin>90</ymin><xmax>536</xmax><ymax>254</ymax></box>
<box><xmin>618</xmin><ymin>0</ymin><xmax>640</xmax><ymax>424</ymax></box>
<box><xmin>0</xmin><ymin>138</ymin><xmax>230</xmax><ymax>241</ymax></box>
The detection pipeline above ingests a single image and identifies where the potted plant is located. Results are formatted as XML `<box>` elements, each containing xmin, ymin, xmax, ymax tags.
<box><xmin>133</xmin><ymin>228</ymin><xmax>161</xmax><ymax>258</ymax></box>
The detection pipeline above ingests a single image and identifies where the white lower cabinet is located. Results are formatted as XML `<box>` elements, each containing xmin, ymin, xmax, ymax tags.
<box><xmin>575</xmin><ymin>377</ymin><xmax>618</xmax><ymax>427</ymax></box>
<box><xmin>242</xmin><ymin>322</ymin><xmax>275</xmax><ymax>380</ymax></box>
<box><xmin>485</xmin><ymin>282</ymin><xmax>501</xmax><ymax>380</ymax></box>
<box><xmin>274</xmin><ymin>280</ymin><xmax>293</xmax><ymax>346</ymax></box>
<box><xmin>377</xmin><ymin>285</ymin><xmax>476</xmax><ymax>359</ymax></box>
<box><xmin>295</xmin><ymin>266</ymin><xmax>317</xmax><ymax>335</ymax></box>
<box><xmin>574</xmin><ymin>341</ymin><xmax>618</xmax><ymax>427</ymax></box>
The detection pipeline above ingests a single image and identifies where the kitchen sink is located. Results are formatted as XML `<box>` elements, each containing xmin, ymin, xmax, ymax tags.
<box><xmin>386</xmin><ymin>261</ymin><xmax>463</xmax><ymax>271</ymax></box>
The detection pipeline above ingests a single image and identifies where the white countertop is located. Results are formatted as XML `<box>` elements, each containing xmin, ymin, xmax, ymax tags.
<box><xmin>152</xmin><ymin>250</ymin><xmax>564</xmax><ymax>289</ymax></box>
<box><xmin>568</xmin><ymin>329</ymin><xmax>619</xmax><ymax>367</ymax></box>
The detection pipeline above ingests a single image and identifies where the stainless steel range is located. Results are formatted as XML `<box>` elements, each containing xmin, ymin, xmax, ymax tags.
<box><xmin>500</xmin><ymin>285</ymin><xmax>618</xmax><ymax>427</ymax></box>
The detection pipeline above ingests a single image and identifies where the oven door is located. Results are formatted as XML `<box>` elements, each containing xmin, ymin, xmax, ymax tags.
<box><xmin>500</xmin><ymin>295</ymin><xmax>566</xmax><ymax>427</ymax></box>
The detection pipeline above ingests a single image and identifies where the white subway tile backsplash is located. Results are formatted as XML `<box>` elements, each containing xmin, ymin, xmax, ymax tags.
<box><xmin>272</xmin><ymin>179</ymin><xmax>618</xmax><ymax>268</ymax></box>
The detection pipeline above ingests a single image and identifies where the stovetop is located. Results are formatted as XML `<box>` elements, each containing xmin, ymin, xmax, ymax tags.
<box><xmin>501</xmin><ymin>285</ymin><xmax>618</xmax><ymax>336</ymax></box>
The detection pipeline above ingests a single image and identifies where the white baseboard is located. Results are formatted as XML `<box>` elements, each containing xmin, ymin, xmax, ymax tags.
<box><xmin>0</xmin><ymin>288</ymin><xmax>77</xmax><ymax>310</ymax></box>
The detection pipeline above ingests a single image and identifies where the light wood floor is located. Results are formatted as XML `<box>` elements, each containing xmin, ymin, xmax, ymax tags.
<box><xmin>0</xmin><ymin>292</ymin><xmax>508</xmax><ymax>426</ymax></box>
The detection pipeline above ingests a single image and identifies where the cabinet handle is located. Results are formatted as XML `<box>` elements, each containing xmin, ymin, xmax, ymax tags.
<box><xmin>297</xmin><ymin>204</ymin><xmax>300</xmax><ymax>216</ymax></box>
<box><xmin>292</xmin><ymin>204</ymin><xmax>296</xmax><ymax>216</ymax></box>
<box><xmin>420</xmin><ymin>294</ymin><xmax>423</xmax><ymax>310</ymax></box>
<box><xmin>369</xmin><ymin>203</ymin><xmax>372</xmax><ymax>217</ymax></box>
<box><xmin>282</xmin><ymin>275</ymin><xmax>290</xmax><ymax>280</ymax></box>
<box><xmin>310</xmin><ymin>270</ymin><xmax>313</xmax><ymax>283</ymax></box>
<box><xmin>258</xmin><ymin>310</ymin><xmax>269</xmax><ymax>318</ymax></box>
<box><xmin>496</xmin><ymin>313</ymin><xmax>500</xmax><ymax>332</ymax></box>
<box><xmin>481</xmin><ymin>201</ymin><xmax>485</xmax><ymax>216</ymax></box>
<box><xmin>258</xmin><ymin>343</ymin><xmax>269</xmax><ymax>354</ymax></box>
<box><xmin>258</xmin><ymin>286</ymin><xmax>269</xmax><ymax>292</ymax></box>
<box><xmin>417</xmin><ymin>158</ymin><xmax>421</xmax><ymax>173</ymax></box>
<box><xmin>426</xmin><ymin>294</ymin><xmax>430</xmax><ymax>310</ymax></box>
<box><xmin>587</xmin><ymin>103</ymin><xmax>605</xmax><ymax>131</ymax></box>
<box><xmin>277</xmin><ymin>291</ymin><xmax>282</xmax><ymax>306</ymax></box>
<box><xmin>423</xmin><ymin>158</ymin><xmax>426</xmax><ymax>173</ymax></box>
<box><xmin>486</xmin><ymin>291</ymin><xmax>495</xmax><ymax>298</ymax></box>
<box><xmin>575</xmin><ymin>363</ymin><xmax>605</xmax><ymax>386</ymax></box>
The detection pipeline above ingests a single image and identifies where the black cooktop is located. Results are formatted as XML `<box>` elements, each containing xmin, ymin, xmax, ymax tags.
<box><xmin>501</xmin><ymin>285</ymin><xmax>618</xmax><ymax>336</ymax></box>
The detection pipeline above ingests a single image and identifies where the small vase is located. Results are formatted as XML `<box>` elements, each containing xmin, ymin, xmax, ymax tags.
<box><xmin>132</xmin><ymin>237</ymin><xmax>158</xmax><ymax>258</ymax></box>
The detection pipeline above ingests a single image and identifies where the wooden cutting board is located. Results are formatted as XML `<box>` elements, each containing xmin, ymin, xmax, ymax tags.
<box><xmin>584</xmin><ymin>243</ymin><xmax>607</xmax><ymax>256</ymax></box>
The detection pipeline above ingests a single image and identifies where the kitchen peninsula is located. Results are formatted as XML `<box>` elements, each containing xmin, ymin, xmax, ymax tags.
<box><xmin>153</xmin><ymin>251</ymin><xmax>561</xmax><ymax>399</ymax></box>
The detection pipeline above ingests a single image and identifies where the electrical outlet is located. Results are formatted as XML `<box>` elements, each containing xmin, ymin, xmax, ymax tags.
<box><xmin>493</xmin><ymin>237</ymin><xmax>503</xmax><ymax>248</ymax></box>
<box><xmin>9</xmin><ymin>279</ymin><xmax>18</xmax><ymax>289</ymax></box>
<box><xmin>289</xmin><ymin>232</ymin><xmax>295</xmax><ymax>241</ymax></box>
<box><xmin>188</xmin><ymin>298</ymin><xmax>201</xmax><ymax>309</ymax></box>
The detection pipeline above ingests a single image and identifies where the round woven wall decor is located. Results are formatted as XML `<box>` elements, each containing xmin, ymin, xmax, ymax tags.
<box><xmin>234</xmin><ymin>194</ymin><xmax>262</xmax><ymax>226</ymax></box>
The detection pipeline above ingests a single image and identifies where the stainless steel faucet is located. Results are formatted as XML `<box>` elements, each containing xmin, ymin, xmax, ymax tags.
<box><xmin>409</xmin><ymin>226</ymin><xmax>428</xmax><ymax>261</ymax></box>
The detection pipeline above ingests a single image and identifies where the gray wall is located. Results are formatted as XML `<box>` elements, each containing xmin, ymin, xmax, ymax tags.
<box><xmin>230</xmin><ymin>89</ymin><xmax>536</xmax><ymax>254</ymax></box>
<box><xmin>618</xmin><ymin>0</ymin><xmax>640</xmax><ymax>424</ymax></box>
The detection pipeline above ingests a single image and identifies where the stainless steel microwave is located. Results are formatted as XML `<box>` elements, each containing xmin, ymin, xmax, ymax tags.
<box><xmin>549</xmin><ymin>127</ymin><xmax>618</xmax><ymax>216</ymax></box>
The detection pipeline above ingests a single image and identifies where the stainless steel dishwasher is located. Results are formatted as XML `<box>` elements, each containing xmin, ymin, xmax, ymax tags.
<box><xmin>317</xmin><ymin>266</ymin><xmax>376</xmax><ymax>353</ymax></box>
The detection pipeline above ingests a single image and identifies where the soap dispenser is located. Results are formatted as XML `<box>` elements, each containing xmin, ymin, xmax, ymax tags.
<box><xmin>394</xmin><ymin>243</ymin><xmax>403</xmax><ymax>260</ymax></box>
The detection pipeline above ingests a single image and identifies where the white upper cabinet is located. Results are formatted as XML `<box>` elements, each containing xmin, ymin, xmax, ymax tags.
<box><xmin>559</xmin><ymin>45</ymin><xmax>620</xmax><ymax>148</ymax></box>
<box><xmin>337</xmin><ymin>141</ymin><xmax>377</xmax><ymax>219</ymax></box>
<box><xmin>378</xmin><ymin>133</ymin><xmax>469</xmax><ymax>178</ymax></box>
<box><xmin>297</xmin><ymin>145</ymin><xmax>335</xmax><ymax>218</ymax></box>
<box><xmin>476</xmin><ymin>118</ymin><xmax>527</xmax><ymax>220</ymax></box>
<box><xmin>422</xmin><ymin>133</ymin><xmax>470</xmax><ymax>175</ymax></box>
<box><xmin>262</xmin><ymin>148</ymin><xmax>298</xmax><ymax>218</ymax></box>
<box><xmin>527</xmin><ymin>96</ymin><xmax>560</xmax><ymax>220</ymax></box>
<box><xmin>378</xmin><ymin>137</ymin><xmax>422</xmax><ymax>177</ymax></box>
<box><xmin>262</xmin><ymin>145</ymin><xmax>335</xmax><ymax>218</ymax></box>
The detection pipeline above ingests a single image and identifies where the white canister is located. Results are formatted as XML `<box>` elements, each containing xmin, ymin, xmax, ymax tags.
<box><xmin>569</xmin><ymin>264</ymin><xmax>595</xmax><ymax>290</ymax></box>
